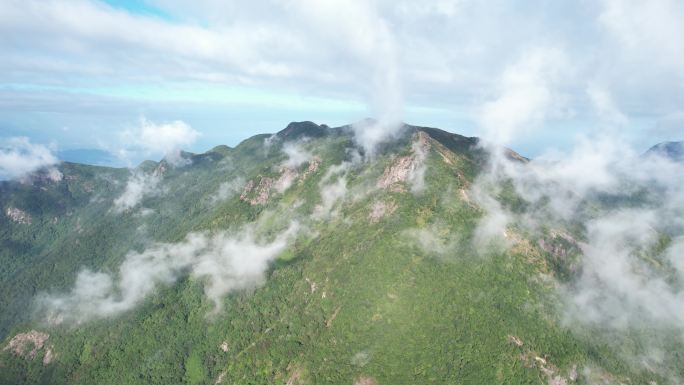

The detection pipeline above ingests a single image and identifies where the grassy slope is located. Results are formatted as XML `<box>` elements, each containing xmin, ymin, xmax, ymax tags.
<box><xmin>0</xmin><ymin>123</ymin><xmax>672</xmax><ymax>384</ymax></box>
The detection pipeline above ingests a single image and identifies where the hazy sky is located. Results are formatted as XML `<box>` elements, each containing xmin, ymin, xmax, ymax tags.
<box><xmin>1</xmin><ymin>0</ymin><xmax>682</xmax><ymax>164</ymax></box>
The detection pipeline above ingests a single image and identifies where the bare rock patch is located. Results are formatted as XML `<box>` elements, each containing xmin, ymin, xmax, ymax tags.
<box><xmin>369</xmin><ymin>200</ymin><xmax>398</xmax><ymax>223</ymax></box>
<box><xmin>3</xmin><ymin>330</ymin><xmax>50</xmax><ymax>361</ymax></box>
<box><xmin>6</xmin><ymin>207</ymin><xmax>31</xmax><ymax>224</ymax></box>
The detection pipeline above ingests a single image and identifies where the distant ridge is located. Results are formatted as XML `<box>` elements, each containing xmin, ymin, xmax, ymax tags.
<box><xmin>645</xmin><ymin>140</ymin><xmax>684</xmax><ymax>161</ymax></box>
<box><xmin>58</xmin><ymin>148</ymin><xmax>118</xmax><ymax>166</ymax></box>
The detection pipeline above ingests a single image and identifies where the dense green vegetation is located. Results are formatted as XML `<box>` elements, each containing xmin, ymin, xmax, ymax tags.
<box><xmin>0</xmin><ymin>122</ymin><xmax>677</xmax><ymax>384</ymax></box>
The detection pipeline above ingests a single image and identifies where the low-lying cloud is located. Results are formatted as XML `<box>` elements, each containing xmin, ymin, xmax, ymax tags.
<box><xmin>36</xmin><ymin>223</ymin><xmax>299</xmax><ymax>324</ymax></box>
<box><xmin>281</xmin><ymin>141</ymin><xmax>313</xmax><ymax>169</ymax></box>
<box><xmin>211</xmin><ymin>177</ymin><xmax>245</xmax><ymax>203</ymax></box>
<box><xmin>313</xmin><ymin>149</ymin><xmax>363</xmax><ymax>218</ymax></box>
<box><xmin>0</xmin><ymin>137</ymin><xmax>61</xmax><ymax>181</ymax></box>
<box><xmin>471</xmin><ymin>128</ymin><xmax>684</xmax><ymax>375</ymax></box>
<box><xmin>120</xmin><ymin>117</ymin><xmax>200</xmax><ymax>166</ymax></box>
<box><xmin>112</xmin><ymin>171</ymin><xmax>162</xmax><ymax>213</ymax></box>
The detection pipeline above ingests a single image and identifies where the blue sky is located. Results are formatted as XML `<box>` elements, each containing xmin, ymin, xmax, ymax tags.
<box><xmin>0</xmin><ymin>0</ymin><xmax>682</xmax><ymax>167</ymax></box>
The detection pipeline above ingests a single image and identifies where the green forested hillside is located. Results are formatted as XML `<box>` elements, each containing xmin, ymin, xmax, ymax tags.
<box><xmin>0</xmin><ymin>122</ymin><xmax>678</xmax><ymax>384</ymax></box>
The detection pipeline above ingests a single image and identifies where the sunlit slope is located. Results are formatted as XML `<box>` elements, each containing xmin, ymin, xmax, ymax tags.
<box><xmin>0</xmin><ymin>122</ymin><xmax>671</xmax><ymax>384</ymax></box>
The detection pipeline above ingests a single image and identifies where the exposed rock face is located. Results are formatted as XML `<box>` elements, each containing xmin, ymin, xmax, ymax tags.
<box><xmin>240</xmin><ymin>177</ymin><xmax>274</xmax><ymax>205</ymax></box>
<box><xmin>3</xmin><ymin>330</ymin><xmax>50</xmax><ymax>360</ymax></box>
<box><xmin>240</xmin><ymin>158</ymin><xmax>320</xmax><ymax>205</ymax></box>
<box><xmin>537</xmin><ymin>230</ymin><xmax>581</xmax><ymax>276</ymax></box>
<box><xmin>377</xmin><ymin>131</ymin><xmax>431</xmax><ymax>192</ymax></box>
<box><xmin>538</xmin><ymin>238</ymin><xmax>571</xmax><ymax>259</ymax></box>
<box><xmin>512</xmin><ymin>337</ymin><xmax>577</xmax><ymax>385</ymax></box>
<box><xmin>5</xmin><ymin>207</ymin><xmax>32</xmax><ymax>224</ymax></box>
<box><xmin>299</xmin><ymin>157</ymin><xmax>320</xmax><ymax>182</ymax></box>
<box><xmin>285</xmin><ymin>367</ymin><xmax>302</xmax><ymax>385</ymax></box>
<box><xmin>214</xmin><ymin>371</ymin><xmax>227</xmax><ymax>384</ymax></box>
<box><xmin>275</xmin><ymin>167</ymin><xmax>299</xmax><ymax>193</ymax></box>
<box><xmin>42</xmin><ymin>346</ymin><xmax>54</xmax><ymax>365</ymax></box>
<box><xmin>354</xmin><ymin>376</ymin><xmax>377</xmax><ymax>385</ymax></box>
<box><xmin>153</xmin><ymin>163</ymin><xmax>168</xmax><ymax>178</ymax></box>
<box><xmin>507</xmin><ymin>334</ymin><xmax>524</xmax><ymax>347</ymax></box>
<box><xmin>220</xmin><ymin>341</ymin><xmax>229</xmax><ymax>352</ymax></box>
<box><xmin>369</xmin><ymin>200</ymin><xmax>398</xmax><ymax>223</ymax></box>
<box><xmin>377</xmin><ymin>156</ymin><xmax>415</xmax><ymax>192</ymax></box>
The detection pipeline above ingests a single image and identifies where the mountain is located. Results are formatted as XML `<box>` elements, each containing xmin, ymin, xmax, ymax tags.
<box><xmin>57</xmin><ymin>149</ymin><xmax>120</xmax><ymax>166</ymax></box>
<box><xmin>645</xmin><ymin>140</ymin><xmax>684</xmax><ymax>161</ymax></box>
<box><xmin>0</xmin><ymin>122</ymin><xmax>679</xmax><ymax>385</ymax></box>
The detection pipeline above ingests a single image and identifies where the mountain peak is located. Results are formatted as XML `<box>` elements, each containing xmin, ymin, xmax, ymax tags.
<box><xmin>276</xmin><ymin>121</ymin><xmax>329</xmax><ymax>140</ymax></box>
<box><xmin>645</xmin><ymin>140</ymin><xmax>683</xmax><ymax>161</ymax></box>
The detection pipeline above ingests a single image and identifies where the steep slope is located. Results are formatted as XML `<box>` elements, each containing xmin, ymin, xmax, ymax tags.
<box><xmin>0</xmin><ymin>122</ymin><xmax>677</xmax><ymax>384</ymax></box>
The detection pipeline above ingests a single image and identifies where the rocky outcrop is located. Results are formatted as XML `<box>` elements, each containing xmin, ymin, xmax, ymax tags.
<box><xmin>42</xmin><ymin>346</ymin><xmax>54</xmax><ymax>365</ymax></box>
<box><xmin>369</xmin><ymin>200</ymin><xmax>398</xmax><ymax>223</ymax></box>
<box><xmin>240</xmin><ymin>177</ymin><xmax>274</xmax><ymax>205</ymax></box>
<box><xmin>299</xmin><ymin>157</ymin><xmax>320</xmax><ymax>182</ymax></box>
<box><xmin>354</xmin><ymin>376</ymin><xmax>377</xmax><ymax>385</ymax></box>
<box><xmin>240</xmin><ymin>158</ymin><xmax>321</xmax><ymax>205</ymax></box>
<box><xmin>5</xmin><ymin>207</ymin><xmax>31</xmax><ymax>224</ymax></box>
<box><xmin>3</xmin><ymin>330</ymin><xmax>51</xmax><ymax>363</ymax></box>
<box><xmin>377</xmin><ymin>156</ymin><xmax>416</xmax><ymax>192</ymax></box>
<box><xmin>377</xmin><ymin>131</ymin><xmax>430</xmax><ymax>192</ymax></box>
<box><xmin>510</xmin><ymin>334</ymin><xmax>578</xmax><ymax>385</ymax></box>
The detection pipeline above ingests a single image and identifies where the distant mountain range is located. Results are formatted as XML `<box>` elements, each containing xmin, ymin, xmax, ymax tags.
<box><xmin>645</xmin><ymin>140</ymin><xmax>684</xmax><ymax>161</ymax></box>
<box><xmin>57</xmin><ymin>148</ymin><xmax>120</xmax><ymax>166</ymax></box>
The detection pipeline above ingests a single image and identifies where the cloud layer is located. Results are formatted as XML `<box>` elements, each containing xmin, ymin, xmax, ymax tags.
<box><xmin>3</xmin><ymin>1</ymin><xmax>683</xmax><ymax>154</ymax></box>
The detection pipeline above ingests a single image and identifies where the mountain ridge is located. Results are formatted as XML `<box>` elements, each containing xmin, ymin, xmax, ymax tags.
<box><xmin>0</xmin><ymin>120</ymin><xmax>680</xmax><ymax>385</ymax></box>
<box><xmin>645</xmin><ymin>140</ymin><xmax>684</xmax><ymax>161</ymax></box>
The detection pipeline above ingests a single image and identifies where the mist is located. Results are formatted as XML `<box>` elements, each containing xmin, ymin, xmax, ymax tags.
<box><xmin>470</xmin><ymin>129</ymin><xmax>684</xmax><ymax>376</ymax></box>
<box><xmin>36</xmin><ymin>223</ymin><xmax>299</xmax><ymax>324</ymax></box>
<box><xmin>0</xmin><ymin>137</ymin><xmax>61</xmax><ymax>181</ymax></box>
<box><xmin>112</xmin><ymin>171</ymin><xmax>162</xmax><ymax>213</ymax></box>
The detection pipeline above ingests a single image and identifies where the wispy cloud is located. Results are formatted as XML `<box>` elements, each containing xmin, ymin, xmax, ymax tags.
<box><xmin>119</xmin><ymin>117</ymin><xmax>199</xmax><ymax>166</ymax></box>
<box><xmin>478</xmin><ymin>46</ymin><xmax>571</xmax><ymax>147</ymax></box>
<box><xmin>112</xmin><ymin>171</ymin><xmax>161</xmax><ymax>213</ymax></box>
<box><xmin>210</xmin><ymin>177</ymin><xmax>245</xmax><ymax>203</ymax></box>
<box><xmin>2</xmin><ymin>1</ymin><xmax>684</xmax><ymax>153</ymax></box>
<box><xmin>0</xmin><ymin>137</ymin><xmax>61</xmax><ymax>181</ymax></box>
<box><xmin>470</xmin><ymin>127</ymin><xmax>684</xmax><ymax>376</ymax></box>
<box><xmin>36</xmin><ymin>222</ymin><xmax>300</xmax><ymax>323</ymax></box>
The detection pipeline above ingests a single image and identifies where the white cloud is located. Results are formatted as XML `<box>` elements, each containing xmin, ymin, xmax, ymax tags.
<box><xmin>284</xmin><ymin>0</ymin><xmax>404</xmax><ymax>153</ymax></box>
<box><xmin>598</xmin><ymin>0</ymin><xmax>684</xmax><ymax>78</ymax></box>
<box><xmin>568</xmin><ymin>210</ymin><xmax>684</xmax><ymax>330</ymax></box>
<box><xmin>281</xmin><ymin>141</ymin><xmax>312</xmax><ymax>169</ymax></box>
<box><xmin>2</xmin><ymin>0</ymin><xmax>684</xmax><ymax>156</ymax></box>
<box><xmin>586</xmin><ymin>84</ymin><xmax>628</xmax><ymax>126</ymax></box>
<box><xmin>478</xmin><ymin>46</ymin><xmax>570</xmax><ymax>146</ymax></box>
<box><xmin>112</xmin><ymin>171</ymin><xmax>161</xmax><ymax>213</ymax></box>
<box><xmin>404</xmin><ymin>223</ymin><xmax>458</xmax><ymax>255</ymax></box>
<box><xmin>120</xmin><ymin>117</ymin><xmax>200</xmax><ymax>165</ymax></box>
<box><xmin>0</xmin><ymin>137</ymin><xmax>61</xmax><ymax>181</ymax></box>
<box><xmin>313</xmin><ymin>150</ymin><xmax>362</xmax><ymax>218</ymax></box>
<box><xmin>210</xmin><ymin>177</ymin><xmax>245</xmax><ymax>203</ymax></box>
<box><xmin>37</xmin><ymin>222</ymin><xmax>299</xmax><ymax>323</ymax></box>
<box><xmin>470</xmin><ymin>126</ymin><xmax>684</xmax><ymax>375</ymax></box>
<box><xmin>315</xmin><ymin>175</ymin><xmax>347</xmax><ymax>219</ymax></box>
<box><xmin>407</xmin><ymin>134</ymin><xmax>429</xmax><ymax>193</ymax></box>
